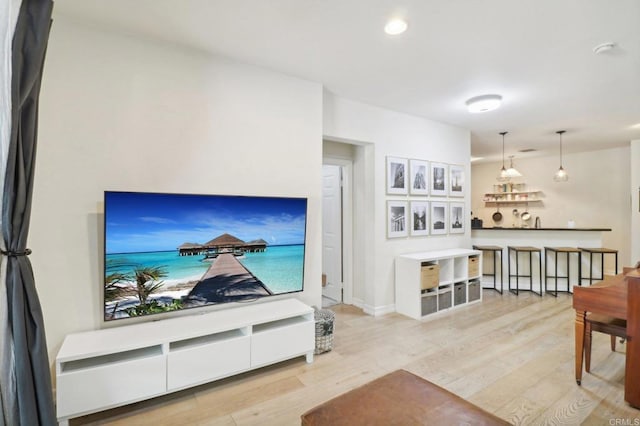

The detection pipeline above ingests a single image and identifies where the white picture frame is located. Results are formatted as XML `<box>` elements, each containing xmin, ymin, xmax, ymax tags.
<box><xmin>449</xmin><ymin>202</ymin><xmax>465</xmax><ymax>234</ymax></box>
<box><xmin>449</xmin><ymin>164</ymin><xmax>465</xmax><ymax>197</ymax></box>
<box><xmin>430</xmin><ymin>201</ymin><xmax>448</xmax><ymax>235</ymax></box>
<box><xmin>387</xmin><ymin>200</ymin><xmax>408</xmax><ymax>238</ymax></box>
<box><xmin>430</xmin><ymin>162</ymin><xmax>448</xmax><ymax>197</ymax></box>
<box><xmin>409</xmin><ymin>159</ymin><xmax>429</xmax><ymax>195</ymax></box>
<box><xmin>410</xmin><ymin>201</ymin><xmax>429</xmax><ymax>236</ymax></box>
<box><xmin>386</xmin><ymin>157</ymin><xmax>408</xmax><ymax>195</ymax></box>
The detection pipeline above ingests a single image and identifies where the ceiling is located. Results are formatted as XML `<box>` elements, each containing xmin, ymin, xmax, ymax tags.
<box><xmin>52</xmin><ymin>0</ymin><xmax>640</xmax><ymax>162</ymax></box>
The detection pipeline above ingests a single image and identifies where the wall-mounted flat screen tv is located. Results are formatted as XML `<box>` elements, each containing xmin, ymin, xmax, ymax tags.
<box><xmin>104</xmin><ymin>191</ymin><xmax>307</xmax><ymax>321</ymax></box>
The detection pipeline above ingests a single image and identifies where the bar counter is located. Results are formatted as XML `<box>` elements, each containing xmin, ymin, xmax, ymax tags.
<box><xmin>471</xmin><ymin>227</ymin><xmax>613</xmax><ymax>292</ymax></box>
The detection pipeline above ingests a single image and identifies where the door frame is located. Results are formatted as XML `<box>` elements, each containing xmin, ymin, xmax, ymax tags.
<box><xmin>322</xmin><ymin>157</ymin><xmax>353</xmax><ymax>305</ymax></box>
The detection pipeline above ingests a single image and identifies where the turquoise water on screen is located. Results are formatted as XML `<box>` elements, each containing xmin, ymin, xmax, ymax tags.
<box><xmin>106</xmin><ymin>244</ymin><xmax>305</xmax><ymax>294</ymax></box>
<box><xmin>239</xmin><ymin>245</ymin><xmax>304</xmax><ymax>294</ymax></box>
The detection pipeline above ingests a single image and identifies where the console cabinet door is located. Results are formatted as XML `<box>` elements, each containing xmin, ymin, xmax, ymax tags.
<box><xmin>57</xmin><ymin>353</ymin><xmax>166</xmax><ymax>419</ymax></box>
<box><xmin>251</xmin><ymin>320</ymin><xmax>314</xmax><ymax>367</ymax></box>
<box><xmin>167</xmin><ymin>335</ymin><xmax>250</xmax><ymax>391</ymax></box>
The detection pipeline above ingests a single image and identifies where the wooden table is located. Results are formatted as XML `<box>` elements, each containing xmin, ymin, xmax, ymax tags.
<box><xmin>573</xmin><ymin>270</ymin><xmax>640</xmax><ymax>408</ymax></box>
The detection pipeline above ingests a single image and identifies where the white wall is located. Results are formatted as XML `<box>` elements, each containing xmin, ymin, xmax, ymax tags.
<box><xmin>471</xmin><ymin>146</ymin><xmax>632</xmax><ymax>271</ymax></box>
<box><xmin>323</xmin><ymin>93</ymin><xmax>471</xmax><ymax>315</ymax></box>
<box><xmin>34</xmin><ymin>16</ymin><xmax>323</xmax><ymax>361</ymax></box>
<box><xmin>632</xmin><ymin>140</ymin><xmax>640</xmax><ymax>264</ymax></box>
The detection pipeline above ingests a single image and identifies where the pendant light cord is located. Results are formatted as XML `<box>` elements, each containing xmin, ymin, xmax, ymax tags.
<box><xmin>557</xmin><ymin>130</ymin><xmax>566</xmax><ymax>168</ymax></box>
<box><xmin>500</xmin><ymin>131</ymin><xmax>507</xmax><ymax>168</ymax></box>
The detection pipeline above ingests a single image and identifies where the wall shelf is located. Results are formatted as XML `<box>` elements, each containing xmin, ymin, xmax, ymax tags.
<box><xmin>482</xmin><ymin>199</ymin><xmax>543</xmax><ymax>204</ymax></box>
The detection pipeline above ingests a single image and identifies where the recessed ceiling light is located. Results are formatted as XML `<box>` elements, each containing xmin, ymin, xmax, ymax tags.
<box><xmin>465</xmin><ymin>94</ymin><xmax>502</xmax><ymax>113</ymax></box>
<box><xmin>384</xmin><ymin>19</ymin><xmax>408</xmax><ymax>35</ymax></box>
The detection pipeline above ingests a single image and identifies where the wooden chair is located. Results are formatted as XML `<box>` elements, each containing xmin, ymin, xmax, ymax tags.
<box><xmin>584</xmin><ymin>313</ymin><xmax>627</xmax><ymax>373</ymax></box>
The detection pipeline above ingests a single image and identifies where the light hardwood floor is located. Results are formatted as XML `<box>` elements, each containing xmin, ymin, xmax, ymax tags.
<box><xmin>71</xmin><ymin>291</ymin><xmax>640</xmax><ymax>425</ymax></box>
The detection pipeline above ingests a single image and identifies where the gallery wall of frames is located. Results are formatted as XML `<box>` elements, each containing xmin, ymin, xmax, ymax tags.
<box><xmin>386</xmin><ymin>156</ymin><xmax>465</xmax><ymax>239</ymax></box>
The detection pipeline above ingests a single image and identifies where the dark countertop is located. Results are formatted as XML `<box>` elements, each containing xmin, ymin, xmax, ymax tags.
<box><xmin>472</xmin><ymin>227</ymin><xmax>611</xmax><ymax>231</ymax></box>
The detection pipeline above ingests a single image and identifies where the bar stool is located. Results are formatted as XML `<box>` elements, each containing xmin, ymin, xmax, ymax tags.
<box><xmin>544</xmin><ymin>247</ymin><xmax>581</xmax><ymax>296</ymax></box>
<box><xmin>508</xmin><ymin>246</ymin><xmax>542</xmax><ymax>296</ymax></box>
<box><xmin>578</xmin><ymin>247</ymin><xmax>618</xmax><ymax>285</ymax></box>
<box><xmin>472</xmin><ymin>245</ymin><xmax>503</xmax><ymax>294</ymax></box>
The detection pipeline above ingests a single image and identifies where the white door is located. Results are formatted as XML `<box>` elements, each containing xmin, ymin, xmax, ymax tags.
<box><xmin>322</xmin><ymin>164</ymin><xmax>343</xmax><ymax>303</ymax></box>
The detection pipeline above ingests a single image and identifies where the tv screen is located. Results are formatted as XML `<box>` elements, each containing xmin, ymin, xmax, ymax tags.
<box><xmin>103</xmin><ymin>191</ymin><xmax>307</xmax><ymax>321</ymax></box>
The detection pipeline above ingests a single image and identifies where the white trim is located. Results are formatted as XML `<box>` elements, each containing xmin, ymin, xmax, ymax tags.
<box><xmin>351</xmin><ymin>297</ymin><xmax>364</xmax><ymax>310</ymax></box>
<box><xmin>362</xmin><ymin>303</ymin><xmax>395</xmax><ymax>317</ymax></box>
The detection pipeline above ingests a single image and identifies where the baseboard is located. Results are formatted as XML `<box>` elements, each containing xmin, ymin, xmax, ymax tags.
<box><xmin>350</xmin><ymin>299</ymin><xmax>395</xmax><ymax>316</ymax></box>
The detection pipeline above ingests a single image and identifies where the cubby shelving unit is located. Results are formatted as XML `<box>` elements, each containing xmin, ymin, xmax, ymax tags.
<box><xmin>395</xmin><ymin>248</ymin><xmax>482</xmax><ymax>320</ymax></box>
<box><xmin>55</xmin><ymin>298</ymin><xmax>314</xmax><ymax>425</ymax></box>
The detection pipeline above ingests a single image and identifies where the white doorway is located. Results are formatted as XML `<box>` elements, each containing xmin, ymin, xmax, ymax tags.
<box><xmin>322</xmin><ymin>161</ymin><xmax>353</xmax><ymax>307</ymax></box>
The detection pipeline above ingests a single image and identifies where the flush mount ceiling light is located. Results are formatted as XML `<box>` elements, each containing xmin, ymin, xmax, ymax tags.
<box><xmin>593</xmin><ymin>42</ymin><xmax>616</xmax><ymax>54</ymax></box>
<box><xmin>553</xmin><ymin>130</ymin><xmax>569</xmax><ymax>182</ymax></box>
<box><xmin>384</xmin><ymin>18</ymin><xmax>408</xmax><ymax>35</ymax></box>
<box><xmin>465</xmin><ymin>94</ymin><xmax>502</xmax><ymax>113</ymax></box>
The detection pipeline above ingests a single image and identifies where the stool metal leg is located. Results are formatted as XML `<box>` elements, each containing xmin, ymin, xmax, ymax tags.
<box><xmin>576</xmin><ymin>252</ymin><xmax>581</xmax><ymax>291</ymax></box>
<box><xmin>536</xmin><ymin>251</ymin><xmax>542</xmax><ymax>297</ymax></box>
<box><xmin>599</xmin><ymin>253</ymin><xmax>604</xmax><ymax>281</ymax></box>
<box><xmin>516</xmin><ymin>250</ymin><xmax>520</xmax><ymax>296</ymax></box>
<box><xmin>508</xmin><ymin>247</ymin><xmax>517</xmax><ymax>296</ymax></box>
<box><xmin>547</xmin><ymin>250</ymin><xmax>557</xmax><ymax>297</ymax></box>
<box><xmin>540</xmin><ymin>247</ymin><xmax>549</xmax><ymax>293</ymax></box>
<box><xmin>498</xmin><ymin>251</ymin><xmax>503</xmax><ymax>294</ymax></box>
<box><xmin>564</xmin><ymin>252</ymin><xmax>569</xmax><ymax>293</ymax></box>
<box><xmin>528</xmin><ymin>251</ymin><xmax>532</xmax><ymax>293</ymax></box>
<box><xmin>492</xmin><ymin>250</ymin><xmax>497</xmax><ymax>290</ymax></box>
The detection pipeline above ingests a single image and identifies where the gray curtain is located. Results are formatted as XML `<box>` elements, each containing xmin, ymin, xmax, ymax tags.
<box><xmin>4</xmin><ymin>0</ymin><xmax>55</xmax><ymax>424</ymax></box>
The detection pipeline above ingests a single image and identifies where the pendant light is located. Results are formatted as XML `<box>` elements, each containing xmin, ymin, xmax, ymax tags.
<box><xmin>554</xmin><ymin>130</ymin><xmax>569</xmax><ymax>182</ymax></box>
<box><xmin>505</xmin><ymin>155</ymin><xmax>522</xmax><ymax>178</ymax></box>
<box><xmin>496</xmin><ymin>131</ymin><xmax>510</xmax><ymax>182</ymax></box>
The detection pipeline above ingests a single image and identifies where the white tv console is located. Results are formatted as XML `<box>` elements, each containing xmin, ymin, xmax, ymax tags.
<box><xmin>55</xmin><ymin>298</ymin><xmax>315</xmax><ymax>424</ymax></box>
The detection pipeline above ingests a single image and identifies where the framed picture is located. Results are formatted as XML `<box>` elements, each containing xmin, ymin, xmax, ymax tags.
<box><xmin>410</xmin><ymin>201</ymin><xmax>429</xmax><ymax>236</ymax></box>
<box><xmin>409</xmin><ymin>159</ymin><xmax>429</xmax><ymax>195</ymax></box>
<box><xmin>430</xmin><ymin>201</ymin><xmax>448</xmax><ymax>235</ymax></box>
<box><xmin>449</xmin><ymin>164</ymin><xmax>465</xmax><ymax>197</ymax></box>
<box><xmin>387</xmin><ymin>200</ymin><xmax>408</xmax><ymax>238</ymax></box>
<box><xmin>430</xmin><ymin>162</ymin><xmax>448</xmax><ymax>196</ymax></box>
<box><xmin>386</xmin><ymin>157</ymin><xmax>408</xmax><ymax>195</ymax></box>
<box><xmin>449</xmin><ymin>202</ymin><xmax>465</xmax><ymax>234</ymax></box>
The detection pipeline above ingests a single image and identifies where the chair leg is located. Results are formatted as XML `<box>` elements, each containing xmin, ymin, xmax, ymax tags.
<box><xmin>585</xmin><ymin>323</ymin><xmax>592</xmax><ymax>373</ymax></box>
<box><xmin>611</xmin><ymin>335</ymin><xmax>616</xmax><ymax>352</ymax></box>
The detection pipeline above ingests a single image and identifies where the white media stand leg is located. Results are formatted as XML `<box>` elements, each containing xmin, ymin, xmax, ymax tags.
<box><xmin>55</xmin><ymin>299</ymin><xmax>315</xmax><ymax>424</ymax></box>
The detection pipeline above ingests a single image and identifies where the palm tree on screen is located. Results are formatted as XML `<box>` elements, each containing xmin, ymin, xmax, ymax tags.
<box><xmin>133</xmin><ymin>266</ymin><xmax>168</xmax><ymax>306</ymax></box>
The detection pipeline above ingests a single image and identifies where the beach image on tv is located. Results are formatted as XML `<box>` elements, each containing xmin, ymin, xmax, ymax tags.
<box><xmin>104</xmin><ymin>191</ymin><xmax>307</xmax><ymax>321</ymax></box>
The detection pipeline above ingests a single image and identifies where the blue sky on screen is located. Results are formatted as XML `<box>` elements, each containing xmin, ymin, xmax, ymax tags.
<box><xmin>105</xmin><ymin>192</ymin><xmax>307</xmax><ymax>254</ymax></box>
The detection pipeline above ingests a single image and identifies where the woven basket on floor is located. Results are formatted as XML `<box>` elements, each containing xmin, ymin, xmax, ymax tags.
<box><xmin>314</xmin><ymin>309</ymin><xmax>335</xmax><ymax>354</ymax></box>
